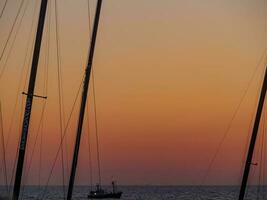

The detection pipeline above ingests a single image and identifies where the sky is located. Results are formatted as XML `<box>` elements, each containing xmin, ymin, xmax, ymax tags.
<box><xmin>0</xmin><ymin>0</ymin><xmax>267</xmax><ymax>186</ymax></box>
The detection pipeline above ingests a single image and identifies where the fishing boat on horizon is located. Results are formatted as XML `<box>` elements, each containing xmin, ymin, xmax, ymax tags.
<box><xmin>66</xmin><ymin>0</ymin><xmax>122</xmax><ymax>198</ymax></box>
<box><xmin>88</xmin><ymin>181</ymin><xmax>122</xmax><ymax>199</ymax></box>
<box><xmin>0</xmin><ymin>0</ymin><xmax>122</xmax><ymax>199</ymax></box>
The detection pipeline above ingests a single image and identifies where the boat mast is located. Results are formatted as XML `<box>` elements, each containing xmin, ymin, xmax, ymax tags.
<box><xmin>67</xmin><ymin>0</ymin><xmax>103</xmax><ymax>199</ymax></box>
<box><xmin>12</xmin><ymin>0</ymin><xmax>48</xmax><ymax>199</ymax></box>
<box><xmin>238</xmin><ymin>67</ymin><xmax>267</xmax><ymax>200</ymax></box>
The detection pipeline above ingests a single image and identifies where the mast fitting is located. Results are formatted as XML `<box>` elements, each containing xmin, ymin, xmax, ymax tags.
<box><xmin>22</xmin><ymin>92</ymin><xmax>47</xmax><ymax>99</ymax></box>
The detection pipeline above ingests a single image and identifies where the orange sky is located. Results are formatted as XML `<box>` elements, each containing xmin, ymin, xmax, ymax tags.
<box><xmin>0</xmin><ymin>0</ymin><xmax>267</xmax><ymax>186</ymax></box>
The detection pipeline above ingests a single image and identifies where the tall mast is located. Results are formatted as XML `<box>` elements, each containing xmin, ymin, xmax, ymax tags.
<box><xmin>238</xmin><ymin>67</ymin><xmax>267</xmax><ymax>200</ymax></box>
<box><xmin>67</xmin><ymin>0</ymin><xmax>103</xmax><ymax>199</ymax></box>
<box><xmin>12</xmin><ymin>0</ymin><xmax>48</xmax><ymax>199</ymax></box>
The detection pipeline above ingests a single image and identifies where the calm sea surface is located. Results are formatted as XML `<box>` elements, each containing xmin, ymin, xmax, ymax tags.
<box><xmin>0</xmin><ymin>186</ymin><xmax>266</xmax><ymax>199</ymax></box>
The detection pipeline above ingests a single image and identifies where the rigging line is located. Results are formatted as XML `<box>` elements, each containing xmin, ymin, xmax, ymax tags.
<box><xmin>21</xmin><ymin>0</ymin><xmax>51</xmax><ymax>194</ymax></box>
<box><xmin>0</xmin><ymin>0</ymin><xmax>8</xmax><ymax>18</ymax></box>
<box><xmin>0</xmin><ymin>0</ymin><xmax>38</xmax><ymax>187</ymax></box>
<box><xmin>8</xmin><ymin>97</ymin><xmax>23</xmax><ymax>196</ymax></box>
<box><xmin>87</xmin><ymin>0</ymin><xmax>92</xmax><ymax>31</ymax></box>
<box><xmin>54</xmin><ymin>0</ymin><xmax>66</xmax><ymax>131</ymax></box>
<box><xmin>9</xmin><ymin>8</ymin><xmax>42</xmax><ymax>192</ymax></box>
<box><xmin>92</xmin><ymin>67</ymin><xmax>102</xmax><ymax>186</ymax></box>
<box><xmin>21</xmin><ymin>101</ymin><xmax>46</xmax><ymax>195</ymax></box>
<box><xmin>56</xmin><ymin>0</ymin><xmax>67</xmax><ymax>161</ymax></box>
<box><xmin>38</xmin><ymin>0</ymin><xmax>51</xmax><ymax>190</ymax></box>
<box><xmin>20</xmin><ymin>101</ymin><xmax>47</xmax><ymax>198</ymax></box>
<box><xmin>200</xmin><ymin>49</ymin><xmax>267</xmax><ymax>185</ymax></box>
<box><xmin>240</xmin><ymin>68</ymin><xmax>266</xmax><ymax>200</ymax></box>
<box><xmin>86</xmin><ymin>97</ymin><xmax>93</xmax><ymax>190</ymax></box>
<box><xmin>8</xmin><ymin>12</ymin><xmax>38</xmax><ymax>198</ymax></box>
<box><xmin>38</xmin><ymin>77</ymin><xmax>84</xmax><ymax>200</ymax></box>
<box><xmin>0</xmin><ymin>0</ymin><xmax>25</xmax><ymax>65</ymax></box>
<box><xmin>260</xmin><ymin>106</ymin><xmax>266</xmax><ymax>198</ymax></box>
<box><xmin>37</xmin><ymin>68</ymin><xmax>48</xmax><ymax>192</ymax></box>
<box><xmin>55</xmin><ymin>0</ymin><xmax>66</xmax><ymax>197</ymax></box>
<box><xmin>238</xmin><ymin>98</ymin><xmax>260</xmax><ymax>187</ymax></box>
<box><xmin>0</xmin><ymin>0</ymin><xmax>31</xmax><ymax>81</ymax></box>
<box><xmin>86</xmin><ymin>0</ymin><xmax>93</xmax><ymax>190</ymax></box>
<box><xmin>39</xmin><ymin>118</ymin><xmax>44</xmax><ymax>188</ymax></box>
<box><xmin>261</xmin><ymin>105</ymin><xmax>266</xmax><ymax>198</ymax></box>
<box><xmin>257</xmin><ymin>110</ymin><xmax>264</xmax><ymax>200</ymax></box>
<box><xmin>0</xmin><ymin>101</ymin><xmax>8</xmax><ymax>193</ymax></box>
<box><xmin>256</xmin><ymin>105</ymin><xmax>265</xmax><ymax>200</ymax></box>
<box><xmin>54</xmin><ymin>0</ymin><xmax>66</xmax><ymax>128</ymax></box>
<box><xmin>23</xmin><ymin>1</ymin><xmax>44</xmax><ymax>92</ymax></box>
<box><xmin>86</xmin><ymin>0</ymin><xmax>102</xmax><ymax>186</ymax></box>
<box><xmin>59</xmin><ymin>1</ymin><xmax>69</xmax><ymax>179</ymax></box>
<box><xmin>2</xmin><ymin>0</ymin><xmax>38</xmax><ymax>150</ymax></box>
<box><xmin>86</xmin><ymin>0</ymin><xmax>92</xmax><ymax>76</ymax></box>
<box><xmin>8</xmin><ymin>95</ymin><xmax>24</xmax><ymax>196</ymax></box>
<box><xmin>237</xmin><ymin>70</ymin><xmax>264</xmax><ymax>186</ymax></box>
<box><xmin>0</xmin><ymin>0</ymin><xmax>32</xmax><ymax>180</ymax></box>
<box><xmin>255</xmin><ymin>128</ymin><xmax>263</xmax><ymax>200</ymax></box>
<box><xmin>263</xmin><ymin>108</ymin><xmax>267</xmax><ymax>199</ymax></box>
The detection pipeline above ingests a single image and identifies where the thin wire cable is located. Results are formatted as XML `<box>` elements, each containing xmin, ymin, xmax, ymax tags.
<box><xmin>20</xmin><ymin>0</ymin><xmax>51</xmax><ymax>195</ymax></box>
<box><xmin>86</xmin><ymin>0</ymin><xmax>102</xmax><ymax>187</ymax></box>
<box><xmin>9</xmin><ymin>94</ymin><xmax>27</xmax><ymax>196</ymax></box>
<box><xmin>237</xmin><ymin>67</ymin><xmax>266</xmax><ymax>199</ymax></box>
<box><xmin>260</xmin><ymin>104</ymin><xmax>266</xmax><ymax>199</ymax></box>
<box><xmin>237</xmin><ymin>68</ymin><xmax>264</xmax><ymax>187</ymax></box>
<box><xmin>86</xmin><ymin>0</ymin><xmax>93</xmax><ymax>190</ymax></box>
<box><xmin>2</xmin><ymin>1</ymin><xmax>38</xmax><ymax>192</ymax></box>
<box><xmin>263</xmin><ymin>108</ymin><xmax>267</xmax><ymax>199</ymax></box>
<box><xmin>0</xmin><ymin>101</ymin><xmax>8</xmax><ymax>193</ymax></box>
<box><xmin>39</xmin><ymin>118</ymin><xmax>44</xmax><ymax>189</ymax></box>
<box><xmin>260</xmin><ymin>106</ymin><xmax>266</xmax><ymax>198</ymax></box>
<box><xmin>2</xmin><ymin>0</ymin><xmax>37</xmax><ymax>152</ymax></box>
<box><xmin>0</xmin><ymin>0</ymin><xmax>25</xmax><ymax>65</ymax></box>
<box><xmin>252</xmin><ymin>93</ymin><xmax>262</xmax><ymax>199</ymax></box>
<box><xmin>92</xmin><ymin>68</ymin><xmax>102</xmax><ymax>186</ymax></box>
<box><xmin>21</xmin><ymin>101</ymin><xmax>47</xmax><ymax>197</ymax></box>
<box><xmin>55</xmin><ymin>0</ymin><xmax>67</xmax><ymax>197</ymax></box>
<box><xmin>200</xmin><ymin>49</ymin><xmax>267</xmax><ymax>185</ymax></box>
<box><xmin>0</xmin><ymin>0</ymin><xmax>30</xmax><ymax>81</ymax></box>
<box><xmin>54</xmin><ymin>0</ymin><xmax>67</xmax><ymax>141</ymax></box>
<box><xmin>87</xmin><ymin>0</ymin><xmax>92</xmax><ymax>30</ymax></box>
<box><xmin>7</xmin><ymin>95</ymin><xmax>24</xmax><ymax>196</ymax></box>
<box><xmin>86</xmin><ymin>99</ymin><xmax>93</xmax><ymax>190</ymax></box>
<box><xmin>0</xmin><ymin>0</ymin><xmax>8</xmax><ymax>18</ymax></box>
<box><xmin>0</xmin><ymin>0</ymin><xmax>38</xmax><ymax>193</ymax></box>
<box><xmin>38</xmin><ymin>0</ymin><xmax>51</xmax><ymax>191</ymax></box>
<box><xmin>38</xmin><ymin>77</ymin><xmax>84</xmax><ymax>200</ymax></box>
<box><xmin>7</xmin><ymin>29</ymin><xmax>37</xmax><ymax>200</ymax></box>
<box><xmin>256</xmin><ymin>105</ymin><xmax>265</xmax><ymax>200</ymax></box>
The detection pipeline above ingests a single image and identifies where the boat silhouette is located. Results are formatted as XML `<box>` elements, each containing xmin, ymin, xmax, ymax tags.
<box><xmin>88</xmin><ymin>182</ymin><xmax>122</xmax><ymax>199</ymax></box>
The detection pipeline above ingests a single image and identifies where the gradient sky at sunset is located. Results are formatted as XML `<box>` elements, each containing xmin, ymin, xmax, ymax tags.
<box><xmin>0</xmin><ymin>0</ymin><xmax>267</xmax><ymax>186</ymax></box>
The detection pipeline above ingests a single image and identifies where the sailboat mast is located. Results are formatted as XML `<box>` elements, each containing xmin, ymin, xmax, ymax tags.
<box><xmin>12</xmin><ymin>0</ymin><xmax>48</xmax><ymax>199</ymax></box>
<box><xmin>238</xmin><ymin>67</ymin><xmax>267</xmax><ymax>200</ymax></box>
<box><xmin>67</xmin><ymin>0</ymin><xmax>103</xmax><ymax>199</ymax></box>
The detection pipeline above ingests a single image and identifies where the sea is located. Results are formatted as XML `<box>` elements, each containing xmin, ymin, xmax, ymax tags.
<box><xmin>0</xmin><ymin>185</ymin><xmax>266</xmax><ymax>199</ymax></box>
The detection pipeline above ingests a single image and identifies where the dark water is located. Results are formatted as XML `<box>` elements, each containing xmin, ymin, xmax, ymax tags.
<box><xmin>0</xmin><ymin>185</ymin><xmax>266</xmax><ymax>199</ymax></box>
